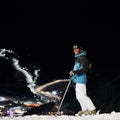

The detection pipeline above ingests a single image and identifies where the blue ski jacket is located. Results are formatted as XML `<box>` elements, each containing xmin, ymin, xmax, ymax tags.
<box><xmin>71</xmin><ymin>51</ymin><xmax>90</xmax><ymax>84</ymax></box>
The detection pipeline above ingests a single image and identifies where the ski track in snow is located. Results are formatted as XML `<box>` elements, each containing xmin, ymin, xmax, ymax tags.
<box><xmin>1</xmin><ymin>112</ymin><xmax>120</xmax><ymax>120</ymax></box>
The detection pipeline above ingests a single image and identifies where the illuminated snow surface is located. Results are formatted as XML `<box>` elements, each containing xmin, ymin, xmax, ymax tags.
<box><xmin>1</xmin><ymin>112</ymin><xmax>120</xmax><ymax>120</ymax></box>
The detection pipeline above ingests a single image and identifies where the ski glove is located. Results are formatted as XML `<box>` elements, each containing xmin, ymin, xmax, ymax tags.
<box><xmin>69</xmin><ymin>70</ymin><xmax>74</xmax><ymax>76</ymax></box>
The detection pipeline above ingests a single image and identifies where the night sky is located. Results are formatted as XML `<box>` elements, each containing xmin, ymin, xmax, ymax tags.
<box><xmin>1</xmin><ymin>1</ymin><xmax>120</xmax><ymax>83</ymax></box>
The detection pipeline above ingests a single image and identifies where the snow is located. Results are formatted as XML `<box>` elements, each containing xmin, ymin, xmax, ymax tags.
<box><xmin>1</xmin><ymin>112</ymin><xmax>120</xmax><ymax>120</ymax></box>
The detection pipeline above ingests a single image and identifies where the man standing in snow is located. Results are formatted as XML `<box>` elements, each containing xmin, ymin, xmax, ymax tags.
<box><xmin>69</xmin><ymin>44</ymin><xmax>96</xmax><ymax>116</ymax></box>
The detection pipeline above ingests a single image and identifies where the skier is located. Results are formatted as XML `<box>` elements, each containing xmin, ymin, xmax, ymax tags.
<box><xmin>69</xmin><ymin>44</ymin><xmax>96</xmax><ymax>116</ymax></box>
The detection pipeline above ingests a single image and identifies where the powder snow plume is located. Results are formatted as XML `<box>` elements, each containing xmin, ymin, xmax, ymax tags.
<box><xmin>0</xmin><ymin>48</ymin><xmax>40</xmax><ymax>96</ymax></box>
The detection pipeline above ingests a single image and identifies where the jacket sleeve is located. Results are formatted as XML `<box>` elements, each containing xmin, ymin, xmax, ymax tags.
<box><xmin>73</xmin><ymin>56</ymin><xmax>89</xmax><ymax>75</ymax></box>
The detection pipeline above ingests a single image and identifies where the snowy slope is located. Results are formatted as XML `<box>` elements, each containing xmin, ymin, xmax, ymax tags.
<box><xmin>1</xmin><ymin>112</ymin><xmax>120</xmax><ymax>120</ymax></box>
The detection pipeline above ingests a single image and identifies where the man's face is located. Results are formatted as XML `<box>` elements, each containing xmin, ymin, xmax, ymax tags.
<box><xmin>73</xmin><ymin>48</ymin><xmax>80</xmax><ymax>55</ymax></box>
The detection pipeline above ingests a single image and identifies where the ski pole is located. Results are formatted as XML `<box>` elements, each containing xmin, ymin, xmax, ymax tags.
<box><xmin>56</xmin><ymin>78</ymin><xmax>72</xmax><ymax>115</ymax></box>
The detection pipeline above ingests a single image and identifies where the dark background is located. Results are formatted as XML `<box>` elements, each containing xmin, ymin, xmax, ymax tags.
<box><xmin>0</xmin><ymin>0</ymin><xmax>120</xmax><ymax>83</ymax></box>
<box><xmin>0</xmin><ymin>2</ymin><xmax>119</xmax><ymax>80</ymax></box>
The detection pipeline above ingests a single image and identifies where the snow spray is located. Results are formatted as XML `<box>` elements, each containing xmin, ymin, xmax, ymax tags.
<box><xmin>0</xmin><ymin>48</ymin><xmax>40</xmax><ymax>96</ymax></box>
